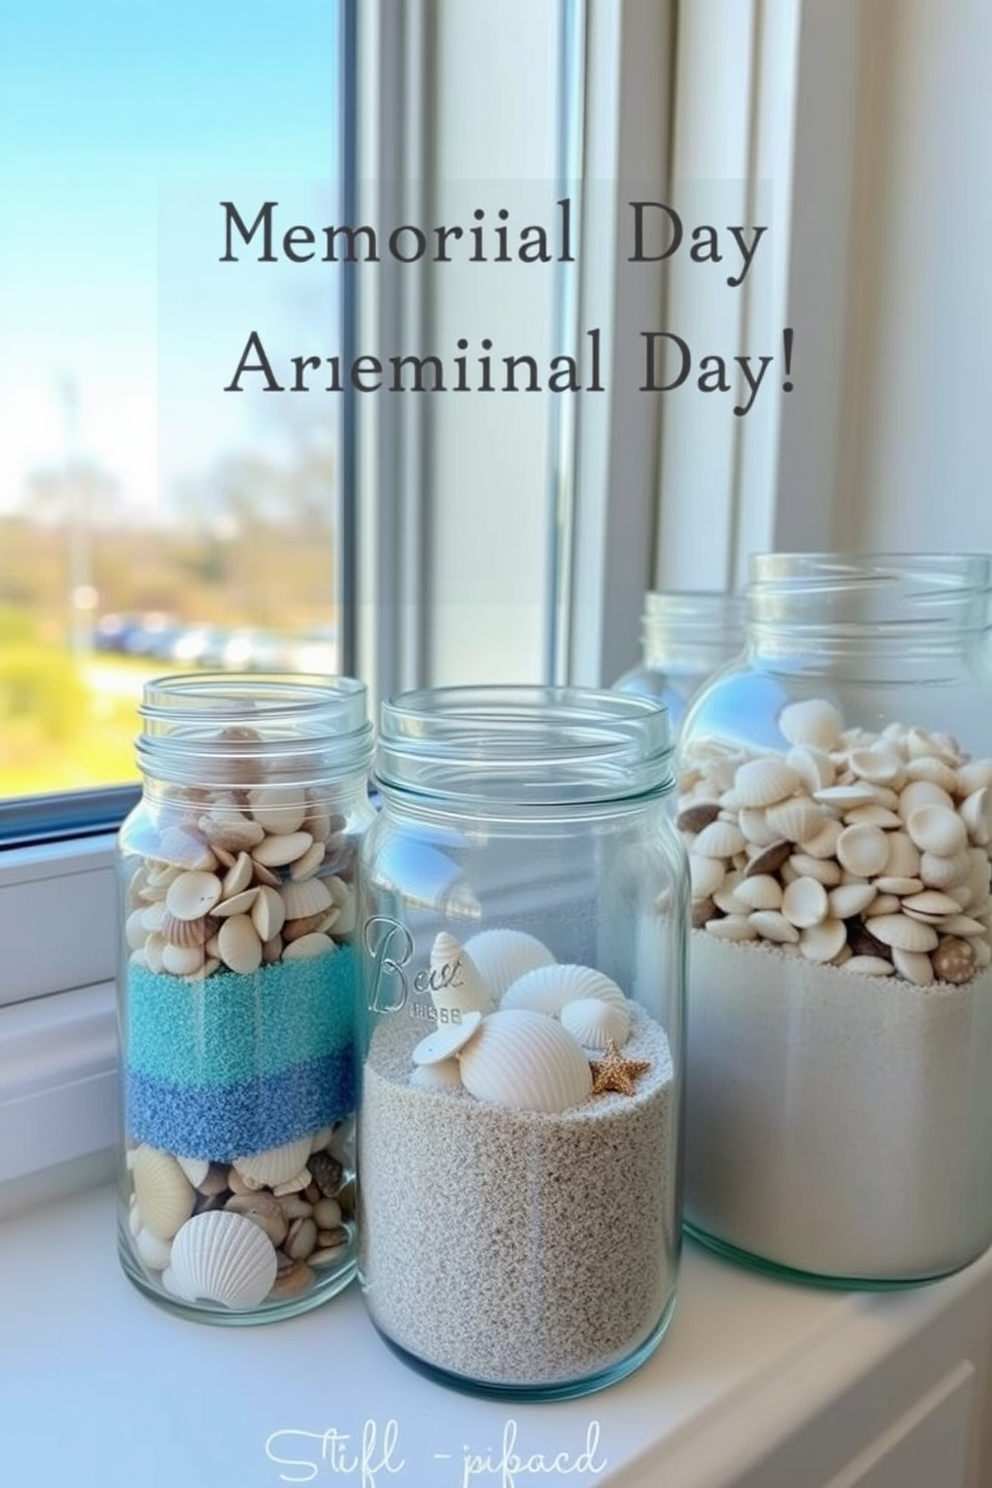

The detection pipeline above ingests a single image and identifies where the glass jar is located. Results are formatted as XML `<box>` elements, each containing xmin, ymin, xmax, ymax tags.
<box><xmin>356</xmin><ymin>686</ymin><xmax>686</xmax><ymax>1399</ymax></box>
<box><xmin>679</xmin><ymin>553</ymin><xmax>992</xmax><ymax>1285</ymax></box>
<box><xmin>116</xmin><ymin>672</ymin><xmax>374</xmax><ymax>1323</ymax></box>
<box><xmin>612</xmin><ymin>590</ymin><xmax>745</xmax><ymax>729</ymax></box>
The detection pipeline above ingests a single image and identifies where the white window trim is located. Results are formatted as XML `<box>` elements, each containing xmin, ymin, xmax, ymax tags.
<box><xmin>0</xmin><ymin>0</ymin><xmax>863</xmax><ymax>1208</ymax></box>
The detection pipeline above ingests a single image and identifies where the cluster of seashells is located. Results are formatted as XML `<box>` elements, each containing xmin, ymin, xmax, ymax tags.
<box><xmin>679</xmin><ymin>699</ymin><xmax>992</xmax><ymax>987</ymax></box>
<box><xmin>123</xmin><ymin>770</ymin><xmax>357</xmax><ymax>980</ymax></box>
<box><xmin>125</xmin><ymin>1123</ymin><xmax>354</xmax><ymax>1309</ymax></box>
<box><xmin>406</xmin><ymin>929</ymin><xmax>637</xmax><ymax>1112</ymax></box>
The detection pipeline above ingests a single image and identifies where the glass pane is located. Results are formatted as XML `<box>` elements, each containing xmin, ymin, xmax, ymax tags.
<box><xmin>0</xmin><ymin>0</ymin><xmax>344</xmax><ymax>805</ymax></box>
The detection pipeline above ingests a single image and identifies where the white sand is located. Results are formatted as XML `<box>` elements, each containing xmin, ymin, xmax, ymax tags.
<box><xmin>357</xmin><ymin>1004</ymin><xmax>677</xmax><ymax>1388</ymax></box>
<box><xmin>686</xmin><ymin>932</ymin><xmax>992</xmax><ymax>1279</ymax></box>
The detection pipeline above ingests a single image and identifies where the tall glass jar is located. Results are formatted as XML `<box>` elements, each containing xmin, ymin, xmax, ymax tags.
<box><xmin>679</xmin><ymin>553</ymin><xmax>992</xmax><ymax>1285</ymax></box>
<box><xmin>612</xmin><ymin>590</ymin><xmax>745</xmax><ymax>729</ymax></box>
<box><xmin>116</xmin><ymin>673</ymin><xmax>374</xmax><ymax>1322</ymax></box>
<box><xmin>356</xmin><ymin>686</ymin><xmax>687</xmax><ymax>1399</ymax></box>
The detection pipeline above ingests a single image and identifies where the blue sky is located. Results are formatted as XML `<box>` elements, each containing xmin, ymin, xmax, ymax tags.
<box><xmin>0</xmin><ymin>0</ymin><xmax>341</xmax><ymax>515</ymax></box>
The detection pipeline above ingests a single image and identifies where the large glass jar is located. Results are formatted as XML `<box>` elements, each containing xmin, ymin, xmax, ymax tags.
<box><xmin>116</xmin><ymin>673</ymin><xmax>374</xmax><ymax>1322</ymax></box>
<box><xmin>612</xmin><ymin>589</ymin><xmax>745</xmax><ymax>729</ymax></box>
<box><xmin>679</xmin><ymin>553</ymin><xmax>992</xmax><ymax>1285</ymax></box>
<box><xmin>356</xmin><ymin>686</ymin><xmax>686</xmax><ymax>1399</ymax></box>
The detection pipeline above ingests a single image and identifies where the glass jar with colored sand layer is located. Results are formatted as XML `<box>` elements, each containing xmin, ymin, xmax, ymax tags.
<box><xmin>678</xmin><ymin>552</ymin><xmax>992</xmax><ymax>1286</ymax></box>
<box><xmin>356</xmin><ymin>686</ymin><xmax>687</xmax><ymax>1400</ymax></box>
<box><xmin>115</xmin><ymin>673</ymin><xmax>374</xmax><ymax>1323</ymax></box>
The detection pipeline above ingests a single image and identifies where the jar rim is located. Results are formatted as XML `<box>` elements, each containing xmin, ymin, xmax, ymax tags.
<box><xmin>376</xmin><ymin>684</ymin><xmax>674</xmax><ymax>806</ymax></box>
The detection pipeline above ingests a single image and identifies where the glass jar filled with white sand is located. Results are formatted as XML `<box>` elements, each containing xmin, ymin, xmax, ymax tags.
<box><xmin>116</xmin><ymin>673</ymin><xmax>374</xmax><ymax>1322</ymax></box>
<box><xmin>356</xmin><ymin>686</ymin><xmax>686</xmax><ymax>1399</ymax></box>
<box><xmin>679</xmin><ymin>552</ymin><xmax>992</xmax><ymax>1285</ymax></box>
<box><xmin>612</xmin><ymin>589</ymin><xmax>745</xmax><ymax>729</ymax></box>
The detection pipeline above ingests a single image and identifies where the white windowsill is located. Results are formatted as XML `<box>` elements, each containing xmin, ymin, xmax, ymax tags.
<box><xmin>3</xmin><ymin>1180</ymin><xmax>992</xmax><ymax>1488</ymax></box>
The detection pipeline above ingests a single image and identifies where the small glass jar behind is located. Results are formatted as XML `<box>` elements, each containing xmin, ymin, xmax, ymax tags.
<box><xmin>679</xmin><ymin>553</ymin><xmax>992</xmax><ymax>1285</ymax></box>
<box><xmin>357</xmin><ymin>686</ymin><xmax>687</xmax><ymax>1400</ymax></box>
<box><xmin>116</xmin><ymin>673</ymin><xmax>374</xmax><ymax>1323</ymax></box>
<box><xmin>612</xmin><ymin>590</ymin><xmax>744</xmax><ymax>729</ymax></box>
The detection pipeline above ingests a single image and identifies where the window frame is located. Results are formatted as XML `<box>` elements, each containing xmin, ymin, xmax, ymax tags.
<box><xmin>0</xmin><ymin>0</ymin><xmax>862</xmax><ymax>1202</ymax></box>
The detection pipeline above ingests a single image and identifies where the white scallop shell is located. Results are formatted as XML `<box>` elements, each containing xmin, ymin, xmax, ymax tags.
<box><xmin>748</xmin><ymin>910</ymin><xmax>799</xmax><ymax>943</ymax></box>
<box><xmin>282</xmin><ymin>932</ymin><xmax>336</xmax><ymax>959</ymax></box>
<box><xmin>280</xmin><ymin>876</ymin><xmax>333</xmax><ymax>922</ymax></box>
<box><xmin>864</xmin><ymin>913</ymin><xmax>939</xmax><ymax>952</ymax></box>
<box><xmin>252</xmin><ymin>884</ymin><xmax>287</xmax><ymax>942</ymax></box>
<box><xmin>428</xmin><ymin>933</ymin><xmax>495</xmax><ymax>1015</ymax></box>
<box><xmin>765</xmin><ymin>799</ymin><xmax>825</xmax><ymax>845</ymax></box>
<box><xmin>411</xmin><ymin>1010</ymin><xmax>482</xmax><ymax>1065</ymax></box>
<box><xmin>218</xmin><ymin>914</ymin><xmax>263</xmax><ymax>975</ymax></box>
<box><xmin>733</xmin><ymin>874</ymin><xmax>782</xmax><ymax>911</ymax></box>
<box><xmin>165</xmin><ymin>870</ymin><xmax>224</xmax><ymax>922</ymax></box>
<box><xmin>253</xmin><ymin>831</ymin><xmax>314</xmax><ymax>868</ymax></box>
<box><xmin>560</xmin><ymin>997</ymin><xmax>631</xmax><ymax>1050</ymax></box>
<box><xmin>778</xmin><ymin>698</ymin><xmax>843</xmax><ymax>750</ymax></box>
<box><xmin>135</xmin><ymin>1227</ymin><xmax>173</xmax><ymax>1272</ymax></box>
<box><xmin>232</xmin><ymin>1136</ymin><xmax>313</xmax><ymax>1189</ymax></box>
<box><xmin>458</xmin><ymin>1009</ymin><xmax>593</xmax><ymax>1112</ymax></box>
<box><xmin>799</xmin><ymin>918</ymin><xmax>847</xmax><ymax>963</ymax></box>
<box><xmin>906</xmin><ymin>804</ymin><xmax>967</xmax><ymax>857</ymax></box>
<box><xmin>690</xmin><ymin>854</ymin><xmax>726</xmax><ymax>899</ymax></box>
<box><xmin>835</xmin><ymin>823</ymin><xmax>889</xmax><ymax>878</ymax></box>
<box><xmin>166</xmin><ymin>1210</ymin><xmax>278</xmax><ymax>1309</ymax></box>
<box><xmin>786</xmin><ymin>745</ymin><xmax>835</xmax><ymax>793</ymax></box>
<box><xmin>842</xmin><ymin>955</ymin><xmax>895</xmax><ymax>975</ymax></box>
<box><xmin>461</xmin><ymin>929</ymin><xmax>556</xmax><ymax>1000</ymax></box>
<box><xmin>734</xmin><ymin>757</ymin><xmax>801</xmax><ymax>808</ymax></box>
<box><xmin>891</xmin><ymin>947</ymin><xmax>935</xmax><ymax>986</ymax></box>
<box><xmin>692</xmin><ymin>819</ymin><xmax>746</xmax><ymax>858</ymax></box>
<box><xmin>919</xmin><ymin>850</ymin><xmax>971</xmax><ymax>890</ymax></box>
<box><xmin>247</xmin><ymin>785</ymin><xmax>307</xmax><ymax>835</ymax></box>
<box><xmin>827</xmin><ymin>882</ymin><xmax>877</xmax><ymax>919</ymax></box>
<box><xmin>847</xmin><ymin>747</ymin><xmax>905</xmax><ymax>786</ymax></box>
<box><xmin>882</xmin><ymin>830</ymin><xmax>921</xmax><ymax>879</ymax></box>
<box><xmin>132</xmin><ymin>1145</ymin><xmax>196</xmax><ymax>1241</ymax></box>
<box><xmin>410</xmin><ymin>1059</ymin><xmax>464</xmax><ymax>1092</ymax></box>
<box><xmin>781</xmin><ymin>876</ymin><xmax>829</xmax><ymax>928</ymax></box>
<box><xmin>899</xmin><ymin>780</ymin><xmax>954</xmax><ymax>819</ymax></box>
<box><xmin>501</xmin><ymin>963</ymin><xmax>627</xmax><ymax>1017</ymax></box>
<box><xmin>960</xmin><ymin>788</ymin><xmax>992</xmax><ymax>847</ymax></box>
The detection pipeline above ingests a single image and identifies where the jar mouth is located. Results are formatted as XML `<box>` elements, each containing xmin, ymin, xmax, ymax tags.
<box><xmin>135</xmin><ymin>672</ymin><xmax>374</xmax><ymax>787</ymax></box>
<box><xmin>747</xmin><ymin>552</ymin><xmax>992</xmax><ymax>644</ymax></box>
<box><xmin>375</xmin><ymin>685</ymin><xmax>673</xmax><ymax>806</ymax></box>
<box><xmin>642</xmin><ymin>590</ymin><xmax>745</xmax><ymax>667</ymax></box>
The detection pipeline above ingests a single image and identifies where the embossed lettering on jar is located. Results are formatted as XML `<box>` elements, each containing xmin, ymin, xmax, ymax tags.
<box><xmin>679</xmin><ymin>554</ymin><xmax>992</xmax><ymax>1284</ymax></box>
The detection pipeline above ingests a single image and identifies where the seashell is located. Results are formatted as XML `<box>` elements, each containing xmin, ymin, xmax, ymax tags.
<box><xmin>957</xmin><ymin>761</ymin><xmax>992</xmax><ymax>796</ymax></box>
<box><xmin>744</xmin><ymin>840</ymin><xmax>791</xmax><ymax>877</ymax></box>
<box><xmin>218</xmin><ymin>914</ymin><xmax>263</xmax><ymax>975</ymax></box>
<box><xmin>786</xmin><ymin>745</ymin><xmax>835</xmax><ymax>793</ymax></box>
<box><xmin>252</xmin><ymin>884</ymin><xmax>287</xmax><ymax>942</ymax></box>
<box><xmin>165</xmin><ymin>870</ymin><xmax>224</xmax><ymax>922</ymax></box>
<box><xmin>161</xmin><ymin>942</ymin><xmax>205</xmax><ymax>977</ymax></box>
<box><xmin>282</xmin><ymin>933</ymin><xmax>336</xmax><ymax>960</ymax></box>
<box><xmin>132</xmin><ymin>1145</ymin><xmax>196</xmax><ymax>1241</ymax></box>
<box><xmin>460</xmin><ymin>929</ymin><xmax>556</xmax><ymax>1002</ymax></box>
<box><xmin>847</xmin><ymin>748</ymin><xmax>905</xmax><ymax>787</ymax></box>
<box><xmin>899</xmin><ymin>780</ymin><xmax>954</xmax><ymax>819</ymax></box>
<box><xmin>778</xmin><ymin>698</ymin><xmax>844</xmax><ymax>750</ymax></box>
<box><xmin>176</xmin><ymin>1155</ymin><xmax>210</xmax><ymax>1187</ymax></box>
<box><xmin>412</xmin><ymin>1010</ymin><xmax>483</xmax><ymax>1065</ymax></box>
<box><xmin>166</xmin><ymin>1210</ymin><xmax>278</xmax><ymax>1310</ymax></box>
<box><xmin>410</xmin><ymin>1059</ymin><xmax>464</xmax><ymax>1092</ymax></box>
<box><xmin>864</xmin><ymin>893</ymin><xmax>902</xmax><ymax>918</ymax></box>
<box><xmin>960</xmin><ymin>788</ymin><xmax>992</xmax><ymax>847</ymax></box>
<box><xmin>891</xmin><ymin>947</ymin><xmax>934</xmax><ymax>986</ymax></box>
<box><xmin>882</xmin><ymin>831</ymin><xmax>921</xmax><ymax>879</ymax></box>
<box><xmin>458</xmin><ymin>1009</ymin><xmax>593</xmax><ymax>1112</ymax></box>
<box><xmin>906</xmin><ymin>804</ymin><xmax>967</xmax><ymax>857</ymax></box>
<box><xmin>233</xmin><ymin>1136</ymin><xmax>313</xmax><ymax>1189</ymax></box>
<box><xmin>284</xmin><ymin>911</ymin><xmax>337</xmax><ymax>943</ymax></box>
<box><xmin>501</xmin><ymin>963</ymin><xmax>627</xmax><ymax>1017</ymax></box>
<box><xmin>905</xmin><ymin>756</ymin><xmax>960</xmax><ymax>793</ymax></box>
<box><xmin>428</xmin><ymin>933</ymin><xmax>495</xmax><ymax>1016</ymax></box>
<box><xmin>787</xmin><ymin>853</ymin><xmax>841</xmax><ymax>887</ymax></box>
<box><xmin>919</xmin><ymin>850</ymin><xmax>971</xmax><ymax>890</ymax></box>
<box><xmin>704</xmin><ymin>915</ymin><xmax>757</xmax><ymax>941</ymax></box>
<box><xmin>273</xmin><ymin>1169</ymin><xmax>312</xmax><ymax>1196</ymax></box>
<box><xmin>734</xmin><ymin>757</ymin><xmax>801</xmax><ymax>808</ymax></box>
<box><xmin>842</xmin><ymin>955</ymin><xmax>895</xmax><ymax>976</ymax></box>
<box><xmin>713</xmin><ymin>878</ymin><xmax>751</xmax><ymax>916</ymax></box>
<box><xmin>799</xmin><ymin>918</ymin><xmax>847</xmax><ymax>963</ymax></box>
<box><xmin>939</xmin><ymin>914</ymin><xmax>987</xmax><ymax>937</ymax></box>
<box><xmin>289</xmin><ymin>840</ymin><xmax>327</xmax><ymax>881</ymax></box>
<box><xmin>748</xmin><ymin>910</ymin><xmax>799</xmax><ymax>944</ymax></box>
<box><xmin>733</xmin><ymin>874</ymin><xmax>782</xmax><ymax>911</ymax></box>
<box><xmin>874</xmin><ymin>876</ymin><xmax>924</xmax><ymax>897</ymax></box>
<box><xmin>828</xmin><ymin>882</ymin><xmax>877</xmax><ymax>919</ymax></box>
<box><xmin>690</xmin><ymin>854</ymin><xmax>726</xmax><ymax>899</ymax></box>
<box><xmin>900</xmin><ymin>890</ymin><xmax>961</xmax><ymax>920</ymax></box>
<box><xmin>812</xmin><ymin>782</ymin><xmax>878</xmax><ymax>810</ymax></box>
<box><xmin>144</xmin><ymin>934</ymin><xmax>166</xmax><ymax>973</ymax></box>
<box><xmin>737</xmin><ymin>807</ymin><xmax>783</xmax><ymax>848</ymax></box>
<box><xmin>253</xmin><ymin>831</ymin><xmax>314</xmax><ymax>869</ymax></box>
<box><xmin>560</xmin><ymin>996</ymin><xmax>632</xmax><ymax>1050</ymax></box>
<box><xmin>782</xmin><ymin>876</ymin><xmax>829</xmax><ymax>929</ymax></box>
<box><xmin>252</xmin><ymin>860</ymin><xmax>283</xmax><ymax>889</ymax></box>
<box><xmin>198</xmin><ymin>808</ymin><xmax>265</xmax><ymax>854</ymax></box>
<box><xmin>247</xmin><ymin>785</ymin><xmax>307</xmax><ymax>835</ymax></box>
<box><xmin>765</xmin><ymin>799</ymin><xmax>826</xmax><ymax>845</ymax></box>
<box><xmin>692</xmin><ymin>819</ymin><xmax>746</xmax><ymax>858</ymax></box>
<box><xmin>842</xmin><ymin>805</ymin><xmax>903</xmax><ymax>830</ymax></box>
<box><xmin>862</xmin><ymin>913</ymin><xmax>939</xmax><ymax>953</ymax></box>
<box><xmin>212</xmin><ymin>887</ymin><xmax>258</xmax><ymax>918</ymax></box>
<box><xmin>225</xmin><ymin>1192</ymin><xmax>290</xmax><ymax>1247</ymax></box>
<box><xmin>160</xmin><ymin>910</ymin><xmax>217</xmax><ymax>948</ymax></box>
<box><xmin>932</xmin><ymin>936</ymin><xmax>977</xmax><ymax>985</ymax></box>
<box><xmin>154</xmin><ymin>826</ymin><xmax>218</xmax><ymax>872</ymax></box>
<box><xmin>676</xmin><ymin>800</ymin><xmax>721</xmax><ymax>833</ymax></box>
<box><xmin>135</xmin><ymin>1227</ymin><xmax>173</xmax><ymax>1271</ymax></box>
<box><xmin>835</xmin><ymin>823</ymin><xmax>889</xmax><ymax>878</ymax></box>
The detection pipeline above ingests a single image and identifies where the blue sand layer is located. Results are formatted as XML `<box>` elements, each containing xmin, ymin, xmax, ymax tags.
<box><xmin>126</xmin><ymin>946</ymin><xmax>356</xmax><ymax>1087</ymax></box>
<box><xmin>125</xmin><ymin>1049</ymin><xmax>355</xmax><ymax>1162</ymax></box>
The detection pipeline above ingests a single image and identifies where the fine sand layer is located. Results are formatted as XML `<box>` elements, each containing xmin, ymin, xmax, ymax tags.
<box><xmin>686</xmin><ymin>932</ymin><xmax>992</xmax><ymax>1279</ymax></box>
<box><xmin>358</xmin><ymin>1004</ymin><xmax>676</xmax><ymax>1388</ymax></box>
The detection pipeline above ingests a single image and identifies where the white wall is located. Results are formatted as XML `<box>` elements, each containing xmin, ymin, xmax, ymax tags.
<box><xmin>834</xmin><ymin>0</ymin><xmax>992</xmax><ymax>551</ymax></box>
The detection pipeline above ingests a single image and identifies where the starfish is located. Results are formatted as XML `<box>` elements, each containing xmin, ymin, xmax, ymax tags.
<box><xmin>589</xmin><ymin>1040</ymin><xmax>651</xmax><ymax>1097</ymax></box>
